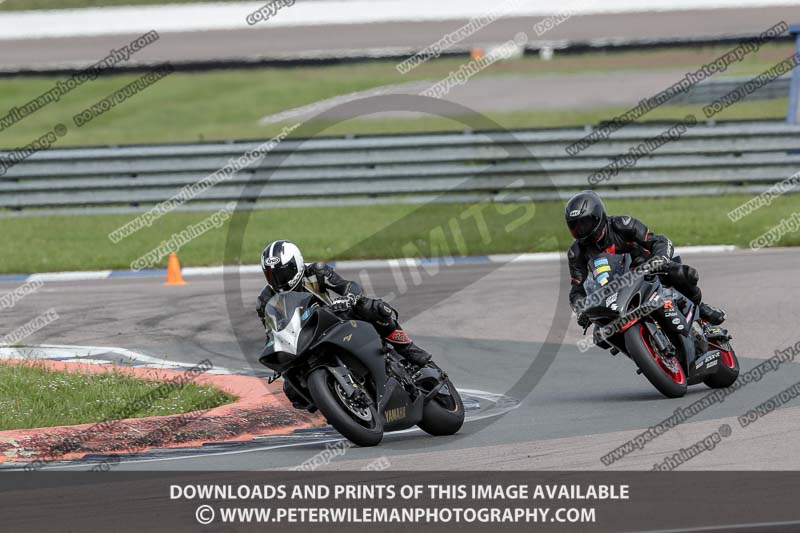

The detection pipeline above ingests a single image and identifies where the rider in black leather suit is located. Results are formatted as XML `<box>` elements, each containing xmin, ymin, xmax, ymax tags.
<box><xmin>565</xmin><ymin>191</ymin><xmax>726</xmax><ymax>343</ymax></box>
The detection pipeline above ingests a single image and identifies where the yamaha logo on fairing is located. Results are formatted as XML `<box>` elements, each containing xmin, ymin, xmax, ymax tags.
<box><xmin>385</xmin><ymin>407</ymin><xmax>406</xmax><ymax>422</ymax></box>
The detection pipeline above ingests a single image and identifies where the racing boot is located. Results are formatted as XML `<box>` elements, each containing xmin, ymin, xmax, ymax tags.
<box><xmin>699</xmin><ymin>303</ymin><xmax>726</xmax><ymax>325</ymax></box>
<box><xmin>386</xmin><ymin>330</ymin><xmax>432</xmax><ymax>367</ymax></box>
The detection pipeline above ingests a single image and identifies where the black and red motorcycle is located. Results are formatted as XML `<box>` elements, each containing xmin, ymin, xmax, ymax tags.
<box><xmin>581</xmin><ymin>253</ymin><xmax>739</xmax><ymax>398</ymax></box>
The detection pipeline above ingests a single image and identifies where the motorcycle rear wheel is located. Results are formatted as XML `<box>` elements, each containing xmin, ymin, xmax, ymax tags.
<box><xmin>625</xmin><ymin>324</ymin><xmax>688</xmax><ymax>398</ymax></box>
<box><xmin>307</xmin><ymin>368</ymin><xmax>383</xmax><ymax>447</ymax></box>
<box><xmin>703</xmin><ymin>340</ymin><xmax>740</xmax><ymax>389</ymax></box>
<box><xmin>418</xmin><ymin>377</ymin><xmax>465</xmax><ymax>436</ymax></box>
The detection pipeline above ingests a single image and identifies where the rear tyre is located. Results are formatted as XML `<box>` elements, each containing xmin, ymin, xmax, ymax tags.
<box><xmin>418</xmin><ymin>378</ymin><xmax>465</xmax><ymax>436</ymax></box>
<box><xmin>703</xmin><ymin>341</ymin><xmax>740</xmax><ymax>389</ymax></box>
<box><xmin>307</xmin><ymin>368</ymin><xmax>383</xmax><ymax>447</ymax></box>
<box><xmin>625</xmin><ymin>324</ymin><xmax>687</xmax><ymax>398</ymax></box>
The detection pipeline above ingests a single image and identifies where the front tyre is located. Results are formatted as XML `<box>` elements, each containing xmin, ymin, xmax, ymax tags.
<box><xmin>307</xmin><ymin>368</ymin><xmax>383</xmax><ymax>447</ymax></box>
<box><xmin>418</xmin><ymin>378</ymin><xmax>464</xmax><ymax>436</ymax></box>
<box><xmin>625</xmin><ymin>324</ymin><xmax>687</xmax><ymax>399</ymax></box>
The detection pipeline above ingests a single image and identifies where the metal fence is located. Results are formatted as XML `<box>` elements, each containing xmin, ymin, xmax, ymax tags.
<box><xmin>671</xmin><ymin>76</ymin><xmax>791</xmax><ymax>105</ymax></box>
<box><xmin>2</xmin><ymin>120</ymin><xmax>799</xmax><ymax>212</ymax></box>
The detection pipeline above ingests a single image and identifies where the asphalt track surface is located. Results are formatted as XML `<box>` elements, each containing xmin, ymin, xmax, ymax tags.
<box><xmin>259</xmin><ymin>70</ymin><xmax>701</xmax><ymax>123</ymax></box>
<box><xmin>3</xmin><ymin>6</ymin><xmax>799</xmax><ymax>70</ymax></box>
<box><xmin>3</xmin><ymin>247</ymin><xmax>800</xmax><ymax>471</ymax></box>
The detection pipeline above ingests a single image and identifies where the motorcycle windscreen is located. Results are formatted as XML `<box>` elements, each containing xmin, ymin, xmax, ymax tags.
<box><xmin>583</xmin><ymin>253</ymin><xmax>629</xmax><ymax>295</ymax></box>
<box><xmin>264</xmin><ymin>292</ymin><xmax>315</xmax><ymax>355</ymax></box>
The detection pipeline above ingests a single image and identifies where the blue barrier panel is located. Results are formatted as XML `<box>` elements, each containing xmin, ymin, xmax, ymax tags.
<box><xmin>787</xmin><ymin>24</ymin><xmax>800</xmax><ymax>124</ymax></box>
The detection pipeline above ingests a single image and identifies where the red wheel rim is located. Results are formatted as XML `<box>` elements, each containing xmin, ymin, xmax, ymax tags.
<box><xmin>708</xmin><ymin>341</ymin><xmax>736</xmax><ymax>369</ymax></box>
<box><xmin>718</xmin><ymin>347</ymin><xmax>735</xmax><ymax>368</ymax></box>
<box><xmin>640</xmin><ymin>325</ymin><xmax>686</xmax><ymax>384</ymax></box>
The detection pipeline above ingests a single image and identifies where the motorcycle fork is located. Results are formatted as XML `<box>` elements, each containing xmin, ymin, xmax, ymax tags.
<box><xmin>327</xmin><ymin>363</ymin><xmax>358</xmax><ymax>396</ymax></box>
<box><xmin>646</xmin><ymin>322</ymin><xmax>676</xmax><ymax>356</ymax></box>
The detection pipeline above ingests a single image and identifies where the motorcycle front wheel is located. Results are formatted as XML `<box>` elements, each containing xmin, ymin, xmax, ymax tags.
<box><xmin>307</xmin><ymin>368</ymin><xmax>383</xmax><ymax>447</ymax></box>
<box><xmin>625</xmin><ymin>324</ymin><xmax>688</xmax><ymax>398</ymax></box>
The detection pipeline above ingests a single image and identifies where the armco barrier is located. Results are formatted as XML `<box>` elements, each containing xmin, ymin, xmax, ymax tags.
<box><xmin>1</xmin><ymin>120</ymin><xmax>799</xmax><ymax>211</ymax></box>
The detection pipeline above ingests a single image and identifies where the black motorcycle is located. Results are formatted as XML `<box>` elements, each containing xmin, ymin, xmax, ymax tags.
<box><xmin>581</xmin><ymin>253</ymin><xmax>739</xmax><ymax>398</ymax></box>
<box><xmin>258</xmin><ymin>291</ymin><xmax>464</xmax><ymax>446</ymax></box>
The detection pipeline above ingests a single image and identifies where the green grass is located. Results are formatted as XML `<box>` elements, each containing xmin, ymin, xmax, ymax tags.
<box><xmin>1</xmin><ymin>195</ymin><xmax>797</xmax><ymax>274</ymax></box>
<box><xmin>0</xmin><ymin>363</ymin><xmax>234</xmax><ymax>430</ymax></box>
<box><xmin>0</xmin><ymin>42</ymin><xmax>792</xmax><ymax>147</ymax></box>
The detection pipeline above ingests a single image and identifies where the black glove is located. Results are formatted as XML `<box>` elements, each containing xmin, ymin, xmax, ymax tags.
<box><xmin>329</xmin><ymin>294</ymin><xmax>359</xmax><ymax>313</ymax></box>
<box><xmin>643</xmin><ymin>256</ymin><xmax>671</xmax><ymax>274</ymax></box>
<box><xmin>577</xmin><ymin>312</ymin><xmax>590</xmax><ymax>329</ymax></box>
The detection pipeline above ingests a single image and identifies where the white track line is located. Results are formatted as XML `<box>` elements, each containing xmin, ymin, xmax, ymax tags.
<box><xmin>2</xmin><ymin>245</ymin><xmax>739</xmax><ymax>283</ymax></box>
<box><xmin>0</xmin><ymin>344</ymin><xmax>225</xmax><ymax>371</ymax></box>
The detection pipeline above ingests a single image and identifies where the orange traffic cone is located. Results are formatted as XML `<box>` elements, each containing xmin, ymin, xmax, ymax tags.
<box><xmin>165</xmin><ymin>253</ymin><xmax>186</xmax><ymax>285</ymax></box>
<box><xmin>470</xmin><ymin>47</ymin><xmax>484</xmax><ymax>60</ymax></box>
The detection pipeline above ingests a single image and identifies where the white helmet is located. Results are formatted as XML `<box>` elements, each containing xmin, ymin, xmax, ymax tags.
<box><xmin>261</xmin><ymin>240</ymin><xmax>305</xmax><ymax>292</ymax></box>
